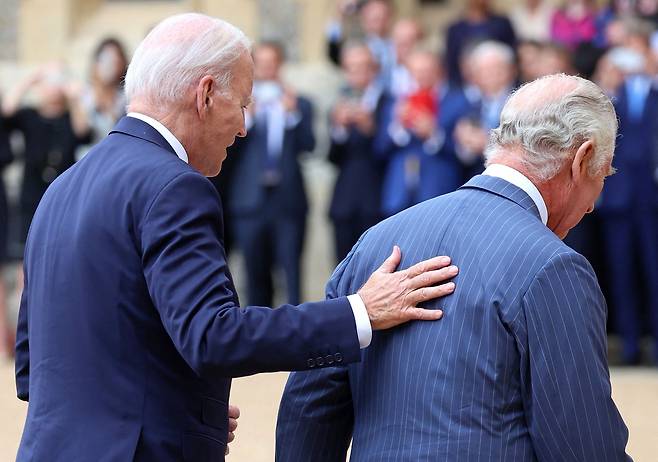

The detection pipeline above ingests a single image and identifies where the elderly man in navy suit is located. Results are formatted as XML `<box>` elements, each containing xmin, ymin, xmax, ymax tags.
<box><xmin>14</xmin><ymin>13</ymin><xmax>460</xmax><ymax>462</ymax></box>
<box><xmin>276</xmin><ymin>74</ymin><xmax>631</xmax><ymax>461</ymax></box>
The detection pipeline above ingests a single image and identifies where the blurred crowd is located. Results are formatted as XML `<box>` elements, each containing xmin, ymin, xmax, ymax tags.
<box><xmin>1</xmin><ymin>0</ymin><xmax>658</xmax><ymax>365</ymax></box>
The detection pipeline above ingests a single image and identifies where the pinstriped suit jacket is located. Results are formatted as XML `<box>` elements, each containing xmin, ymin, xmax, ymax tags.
<box><xmin>276</xmin><ymin>175</ymin><xmax>631</xmax><ymax>461</ymax></box>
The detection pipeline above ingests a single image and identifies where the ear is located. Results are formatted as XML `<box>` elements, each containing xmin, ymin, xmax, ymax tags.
<box><xmin>571</xmin><ymin>139</ymin><xmax>594</xmax><ymax>183</ymax></box>
<box><xmin>195</xmin><ymin>75</ymin><xmax>215</xmax><ymax>119</ymax></box>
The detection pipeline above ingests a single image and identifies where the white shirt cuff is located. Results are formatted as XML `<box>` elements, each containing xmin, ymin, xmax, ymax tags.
<box><xmin>347</xmin><ymin>294</ymin><xmax>372</xmax><ymax>349</ymax></box>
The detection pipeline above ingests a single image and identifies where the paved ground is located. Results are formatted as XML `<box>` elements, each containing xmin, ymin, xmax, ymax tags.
<box><xmin>1</xmin><ymin>361</ymin><xmax>657</xmax><ymax>461</ymax></box>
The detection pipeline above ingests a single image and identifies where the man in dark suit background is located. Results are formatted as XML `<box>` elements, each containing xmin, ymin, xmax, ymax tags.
<box><xmin>598</xmin><ymin>42</ymin><xmax>658</xmax><ymax>365</ymax></box>
<box><xmin>328</xmin><ymin>43</ymin><xmax>387</xmax><ymax>262</ymax></box>
<box><xmin>14</xmin><ymin>13</ymin><xmax>459</xmax><ymax>462</ymax></box>
<box><xmin>227</xmin><ymin>41</ymin><xmax>313</xmax><ymax>306</ymax></box>
<box><xmin>277</xmin><ymin>74</ymin><xmax>630</xmax><ymax>461</ymax></box>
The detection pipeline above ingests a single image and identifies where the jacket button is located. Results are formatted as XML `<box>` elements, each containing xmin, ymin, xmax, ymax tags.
<box><xmin>307</xmin><ymin>358</ymin><xmax>315</xmax><ymax>368</ymax></box>
<box><xmin>316</xmin><ymin>356</ymin><xmax>324</xmax><ymax>366</ymax></box>
<box><xmin>334</xmin><ymin>353</ymin><xmax>343</xmax><ymax>363</ymax></box>
<box><xmin>325</xmin><ymin>355</ymin><xmax>334</xmax><ymax>365</ymax></box>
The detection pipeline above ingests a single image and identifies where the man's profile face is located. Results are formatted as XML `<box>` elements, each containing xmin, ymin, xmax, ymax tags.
<box><xmin>203</xmin><ymin>52</ymin><xmax>254</xmax><ymax>176</ymax></box>
<box><xmin>555</xmin><ymin>157</ymin><xmax>611</xmax><ymax>239</ymax></box>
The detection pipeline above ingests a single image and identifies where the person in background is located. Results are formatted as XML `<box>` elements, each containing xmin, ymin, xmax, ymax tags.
<box><xmin>536</xmin><ymin>42</ymin><xmax>575</xmax><ymax>76</ymax></box>
<box><xmin>375</xmin><ymin>49</ymin><xmax>461</xmax><ymax>217</ymax></box>
<box><xmin>444</xmin><ymin>0</ymin><xmax>516</xmax><ymax>85</ymax></box>
<box><xmin>517</xmin><ymin>40</ymin><xmax>544</xmax><ymax>83</ymax></box>
<box><xmin>77</xmin><ymin>37</ymin><xmax>128</xmax><ymax>158</ymax></box>
<box><xmin>388</xmin><ymin>18</ymin><xmax>424</xmax><ymax>98</ymax></box>
<box><xmin>509</xmin><ymin>0</ymin><xmax>555</xmax><ymax>42</ymax></box>
<box><xmin>622</xmin><ymin>17</ymin><xmax>658</xmax><ymax>73</ymax></box>
<box><xmin>227</xmin><ymin>41</ymin><xmax>314</xmax><ymax>306</ymax></box>
<box><xmin>595</xmin><ymin>0</ymin><xmax>638</xmax><ymax>48</ymax></box>
<box><xmin>597</xmin><ymin>41</ymin><xmax>658</xmax><ymax>366</ymax></box>
<box><xmin>0</xmin><ymin>107</ymin><xmax>13</xmax><ymax>359</ymax></box>
<box><xmin>328</xmin><ymin>43</ymin><xmax>387</xmax><ymax>262</ymax></box>
<box><xmin>1</xmin><ymin>63</ymin><xmax>90</xmax><ymax>249</ymax></box>
<box><xmin>551</xmin><ymin>0</ymin><xmax>598</xmax><ymax>50</ymax></box>
<box><xmin>453</xmin><ymin>41</ymin><xmax>517</xmax><ymax>182</ymax></box>
<box><xmin>326</xmin><ymin>0</ymin><xmax>395</xmax><ymax>89</ymax></box>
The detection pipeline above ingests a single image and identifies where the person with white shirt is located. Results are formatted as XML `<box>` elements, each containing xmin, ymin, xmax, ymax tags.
<box><xmin>14</xmin><ymin>13</ymin><xmax>459</xmax><ymax>462</ymax></box>
<box><xmin>277</xmin><ymin>73</ymin><xmax>631</xmax><ymax>462</ymax></box>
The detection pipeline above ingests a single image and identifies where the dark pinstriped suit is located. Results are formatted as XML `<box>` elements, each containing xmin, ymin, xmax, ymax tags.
<box><xmin>276</xmin><ymin>174</ymin><xmax>630</xmax><ymax>461</ymax></box>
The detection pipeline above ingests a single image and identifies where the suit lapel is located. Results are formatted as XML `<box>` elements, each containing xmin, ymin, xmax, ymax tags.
<box><xmin>459</xmin><ymin>175</ymin><xmax>542</xmax><ymax>222</ymax></box>
<box><xmin>109</xmin><ymin>116</ymin><xmax>178</xmax><ymax>157</ymax></box>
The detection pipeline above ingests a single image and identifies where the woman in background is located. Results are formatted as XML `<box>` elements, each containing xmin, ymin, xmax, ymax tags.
<box><xmin>77</xmin><ymin>37</ymin><xmax>128</xmax><ymax>157</ymax></box>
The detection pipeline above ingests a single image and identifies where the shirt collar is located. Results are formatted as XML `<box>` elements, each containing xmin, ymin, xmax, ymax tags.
<box><xmin>483</xmin><ymin>164</ymin><xmax>549</xmax><ymax>225</ymax></box>
<box><xmin>127</xmin><ymin>112</ymin><xmax>188</xmax><ymax>164</ymax></box>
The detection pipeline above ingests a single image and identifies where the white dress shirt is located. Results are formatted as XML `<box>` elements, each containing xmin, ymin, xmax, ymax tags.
<box><xmin>125</xmin><ymin>112</ymin><xmax>373</xmax><ymax>348</ymax></box>
<box><xmin>483</xmin><ymin>163</ymin><xmax>549</xmax><ymax>225</ymax></box>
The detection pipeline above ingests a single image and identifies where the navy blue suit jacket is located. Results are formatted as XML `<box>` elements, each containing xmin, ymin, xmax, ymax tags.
<box><xmin>277</xmin><ymin>175</ymin><xmax>630</xmax><ymax>461</ymax></box>
<box><xmin>227</xmin><ymin>96</ymin><xmax>315</xmax><ymax>217</ymax></box>
<box><xmin>15</xmin><ymin>116</ymin><xmax>360</xmax><ymax>462</ymax></box>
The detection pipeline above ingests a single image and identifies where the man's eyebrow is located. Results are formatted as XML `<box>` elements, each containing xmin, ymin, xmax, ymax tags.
<box><xmin>244</xmin><ymin>95</ymin><xmax>254</xmax><ymax>106</ymax></box>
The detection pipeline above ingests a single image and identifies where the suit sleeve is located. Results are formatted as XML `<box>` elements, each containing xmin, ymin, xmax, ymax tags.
<box><xmin>276</xmin><ymin>240</ymin><xmax>365</xmax><ymax>461</ymax></box>
<box><xmin>15</xmin><ymin>264</ymin><xmax>29</xmax><ymax>400</ymax></box>
<box><xmin>140</xmin><ymin>171</ymin><xmax>360</xmax><ymax>378</ymax></box>
<box><xmin>516</xmin><ymin>252</ymin><xmax>631</xmax><ymax>462</ymax></box>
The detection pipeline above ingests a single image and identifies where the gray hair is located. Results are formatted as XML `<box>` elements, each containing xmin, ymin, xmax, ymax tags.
<box><xmin>124</xmin><ymin>13</ymin><xmax>251</xmax><ymax>106</ymax></box>
<box><xmin>485</xmin><ymin>74</ymin><xmax>618</xmax><ymax>181</ymax></box>
<box><xmin>468</xmin><ymin>40</ymin><xmax>515</xmax><ymax>66</ymax></box>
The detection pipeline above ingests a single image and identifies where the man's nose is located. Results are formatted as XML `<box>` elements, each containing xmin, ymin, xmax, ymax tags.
<box><xmin>237</xmin><ymin>118</ymin><xmax>247</xmax><ymax>138</ymax></box>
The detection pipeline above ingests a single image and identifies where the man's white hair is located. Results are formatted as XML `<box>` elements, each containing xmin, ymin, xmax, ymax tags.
<box><xmin>468</xmin><ymin>40</ymin><xmax>515</xmax><ymax>66</ymax></box>
<box><xmin>124</xmin><ymin>13</ymin><xmax>251</xmax><ymax>106</ymax></box>
<box><xmin>485</xmin><ymin>74</ymin><xmax>618</xmax><ymax>181</ymax></box>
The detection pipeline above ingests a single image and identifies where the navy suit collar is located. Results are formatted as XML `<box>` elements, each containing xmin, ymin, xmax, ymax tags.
<box><xmin>110</xmin><ymin>116</ymin><xmax>177</xmax><ymax>157</ymax></box>
<box><xmin>459</xmin><ymin>175</ymin><xmax>542</xmax><ymax>222</ymax></box>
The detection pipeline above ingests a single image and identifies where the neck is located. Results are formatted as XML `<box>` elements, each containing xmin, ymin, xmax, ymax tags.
<box><xmin>493</xmin><ymin>156</ymin><xmax>573</xmax><ymax>236</ymax></box>
<box><xmin>129</xmin><ymin>99</ymin><xmax>196</xmax><ymax>161</ymax></box>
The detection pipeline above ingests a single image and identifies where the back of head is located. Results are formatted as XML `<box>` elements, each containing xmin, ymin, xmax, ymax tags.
<box><xmin>485</xmin><ymin>74</ymin><xmax>617</xmax><ymax>181</ymax></box>
<box><xmin>124</xmin><ymin>13</ymin><xmax>251</xmax><ymax>108</ymax></box>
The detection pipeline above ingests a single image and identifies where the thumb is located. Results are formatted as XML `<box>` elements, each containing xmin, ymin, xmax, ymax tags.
<box><xmin>378</xmin><ymin>245</ymin><xmax>401</xmax><ymax>274</ymax></box>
